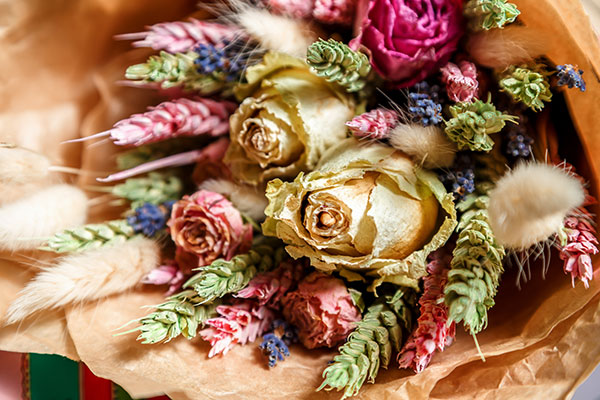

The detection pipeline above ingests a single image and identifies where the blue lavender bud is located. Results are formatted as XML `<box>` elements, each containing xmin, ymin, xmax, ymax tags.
<box><xmin>412</xmin><ymin>81</ymin><xmax>444</xmax><ymax>103</ymax></box>
<box><xmin>505</xmin><ymin>125</ymin><xmax>534</xmax><ymax>158</ymax></box>
<box><xmin>556</xmin><ymin>64</ymin><xmax>586</xmax><ymax>92</ymax></box>
<box><xmin>258</xmin><ymin>320</ymin><xmax>296</xmax><ymax>368</ymax></box>
<box><xmin>194</xmin><ymin>39</ymin><xmax>249</xmax><ymax>82</ymax></box>
<box><xmin>408</xmin><ymin>93</ymin><xmax>443</xmax><ymax>126</ymax></box>
<box><xmin>439</xmin><ymin>157</ymin><xmax>476</xmax><ymax>201</ymax></box>
<box><xmin>126</xmin><ymin>201</ymin><xmax>173</xmax><ymax>237</ymax></box>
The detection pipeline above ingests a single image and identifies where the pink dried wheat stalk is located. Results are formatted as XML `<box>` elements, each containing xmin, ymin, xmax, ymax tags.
<box><xmin>345</xmin><ymin>108</ymin><xmax>398</xmax><ymax>140</ymax></box>
<box><xmin>559</xmin><ymin>213</ymin><xmax>598</xmax><ymax>288</ymax></box>
<box><xmin>106</xmin><ymin>98</ymin><xmax>236</xmax><ymax>147</ymax></box>
<box><xmin>397</xmin><ymin>253</ymin><xmax>456</xmax><ymax>373</ymax></box>
<box><xmin>115</xmin><ymin>19</ymin><xmax>240</xmax><ymax>53</ymax></box>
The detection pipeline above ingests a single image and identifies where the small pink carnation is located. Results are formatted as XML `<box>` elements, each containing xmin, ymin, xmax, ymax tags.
<box><xmin>266</xmin><ymin>0</ymin><xmax>314</xmax><ymax>18</ymax></box>
<box><xmin>441</xmin><ymin>61</ymin><xmax>479</xmax><ymax>103</ymax></box>
<box><xmin>282</xmin><ymin>272</ymin><xmax>361</xmax><ymax>349</ymax></box>
<box><xmin>559</xmin><ymin>212</ymin><xmax>598</xmax><ymax>288</ymax></box>
<box><xmin>313</xmin><ymin>0</ymin><xmax>357</xmax><ymax>25</ymax></box>
<box><xmin>200</xmin><ymin>301</ymin><xmax>275</xmax><ymax>357</ymax></box>
<box><xmin>236</xmin><ymin>260</ymin><xmax>305</xmax><ymax>308</ymax></box>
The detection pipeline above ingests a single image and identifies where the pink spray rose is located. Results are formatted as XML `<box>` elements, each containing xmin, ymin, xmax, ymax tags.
<box><xmin>168</xmin><ymin>190</ymin><xmax>253</xmax><ymax>270</ymax></box>
<box><xmin>236</xmin><ymin>260</ymin><xmax>305</xmax><ymax>308</ymax></box>
<box><xmin>282</xmin><ymin>272</ymin><xmax>361</xmax><ymax>349</ymax></box>
<box><xmin>351</xmin><ymin>0</ymin><xmax>464</xmax><ymax>88</ymax></box>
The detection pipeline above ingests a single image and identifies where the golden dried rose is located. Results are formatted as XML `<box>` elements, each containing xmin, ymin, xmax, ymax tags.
<box><xmin>262</xmin><ymin>138</ymin><xmax>457</xmax><ymax>289</ymax></box>
<box><xmin>224</xmin><ymin>52</ymin><xmax>356</xmax><ymax>186</ymax></box>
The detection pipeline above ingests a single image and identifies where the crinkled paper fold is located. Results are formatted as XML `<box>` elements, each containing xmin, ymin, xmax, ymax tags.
<box><xmin>0</xmin><ymin>0</ymin><xmax>600</xmax><ymax>399</ymax></box>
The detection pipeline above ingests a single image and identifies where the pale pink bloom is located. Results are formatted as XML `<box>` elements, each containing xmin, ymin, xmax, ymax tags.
<box><xmin>267</xmin><ymin>0</ymin><xmax>314</xmax><ymax>18</ymax></box>
<box><xmin>236</xmin><ymin>260</ymin><xmax>305</xmax><ymax>307</ymax></box>
<box><xmin>141</xmin><ymin>261</ymin><xmax>185</xmax><ymax>295</ymax></box>
<box><xmin>107</xmin><ymin>98</ymin><xmax>236</xmax><ymax>147</ymax></box>
<box><xmin>313</xmin><ymin>0</ymin><xmax>356</xmax><ymax>25</ymax></box>
<box><xmin>398</xmin><ymin>252</ymin><xmax>456</xmax><ymax>373</ymax></box>
<box><xmin>115</xmin><ymin>19</ymin><xmax>240</xmax><ymax>53</ymax></box>
<box><xmin>441</xmin><ymin>61</ymin><xmax>479</xmax><ymax>103</ymax></box>
<box><xmin>559</xmin><ymin>212</ymin><xmax>598</xmax><ymax>288</ymax></box>
<box><xmin>169</xmin><ymin>190</ymin><xmax>253</xmax><ymax>270</ymax></box>
<box><xmin>345</xmin><ymin>108</ymin><xmax>398</xmax><ymax>140</ymax></box>
<box><xmin>200</xmin><ymin>301</ymin><xmax>275</xmax><ymax>357</ymax></box>
<box><xmin>282</xmin><ymin>272</ymin><xmax>361</xmax><ymax>349</ymax></box>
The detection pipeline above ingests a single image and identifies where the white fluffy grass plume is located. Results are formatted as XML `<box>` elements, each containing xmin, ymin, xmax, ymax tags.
<box><xmin>389</xmin><ymin>124</ymin><xmax>457</xmax><ymax>169</ymax></box>
<box><xmin>5</xmin><ymin>237</ymin><xmax>159</xmax><ymax>324</ymax></box>
<box><xmin>0</xmin><ymin>184</ymin><xmax>88</xmax><ymax>251</ymax></box>
<box><xmin>233</xmin><ymin>5</ymin><xmax>319</xmax><ymax>58</ymax></box>
<box><xmin>488</xmin><ymin>163</ymin><xmax>585</xmax><ymax>250</ymax></box>
<box><xmin>200</xmin><ymin>179</ymin><xmax>268</xmax><ymax>221</ymax></box>
<box><xmin>0</xmin><ymin>145</ymin><xmax>52</xmax><ymax>205</ymax></box>
<box><xmin>466</xmin><ymin>26</ymin><xmax>546</xmax><ymax>69</ymax></box>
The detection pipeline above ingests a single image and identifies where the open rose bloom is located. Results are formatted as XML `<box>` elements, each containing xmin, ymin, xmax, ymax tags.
<box><xmin>224</xmin><ymin>52</ymin><xmax>355</xmax><ymax>186</ymax></box>
<box><xmin>351</xmin><ymin>0</ymin><xmax>464</xmax><ymax>87</ymax></box>
<box><xmin>263</xmin><ymin>138</ymin><xmax>457</xmax><ymax>289</ymax></box>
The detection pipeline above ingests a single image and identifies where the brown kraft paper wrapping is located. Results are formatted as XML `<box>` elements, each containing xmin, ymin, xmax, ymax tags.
<box><xmin>0</xmin><ymin>0</ymin><xmax>599</xmax><ymax>398</ymax></box>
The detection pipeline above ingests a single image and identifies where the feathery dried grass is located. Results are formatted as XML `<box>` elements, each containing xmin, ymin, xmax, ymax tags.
<box><xmin>389</xmin><ymin>124</ymin><xmax>457</xmax><ymax>169</ymax></box>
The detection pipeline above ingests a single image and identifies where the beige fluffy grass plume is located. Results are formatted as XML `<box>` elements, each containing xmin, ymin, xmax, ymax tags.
<box><xmin>466</xmin><ymin>25</ymin><xmax>546</xmax><ymax>69</ymax></box>
<box><xmin>234</xmin><ymin>5</ymin><xmax>319</xmax><ymax>58</ymax></box>
<box><xmin>0</xmin><ymin>145</ymin><xmax>52</xmax><ymax>205</ymax></box>
<box><xmin>0</xmin><ymin>184</ymin><xmax>88</xmax><ymax>251</ymax></box>
<box><xmin>389</xmin><ymin>124</ymin><xmax>457</xmax><ymax>168</ymax></box>
<box><xmin>5</xmin><ymin>237</ymin><xmax>160</xmax><ymax>324</ymax></box>
<box><xmin>200</xmin><ymin>179</ymin><xmax>268</xmax><ymax>221</ymax></box>
<box><xmin>488</xmin><ymin>163</ymin><xmax>585</xmax><ymax>250</ymax></box>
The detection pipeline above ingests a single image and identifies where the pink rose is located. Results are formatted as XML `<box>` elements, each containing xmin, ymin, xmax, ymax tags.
<box><xmin>351</xmin><ymin>0</ymin><xmax>464</xmax><ymax>88</ymax></box>
<box><xmin>168</xmin><ymin>190</ymin><xmax>253</xmax><ymax>269</ymax></box>
<box><xmin>282</xmin><ymin>272</ymin><xmax>361</xmax><ymax>349</ymax></box>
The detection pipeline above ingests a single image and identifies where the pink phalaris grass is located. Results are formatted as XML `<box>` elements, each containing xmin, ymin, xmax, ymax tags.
<box><xmin>107</xmin><ymin>98</ymin><xmax>236</xmax><ymax>147</ymax></box>
<box><xmin>235</xmin><ymin>260</ymin><xmax>305</xmax><ymax>308</ymax></box>
<box><xmin>115</xmin><ymin>19</ymin><xmax>240</xmax><ymax>53</ymax></box>
<box><xmin>266</xmin><ymin>0</ymin><xmax>314</xmax><ymax>18</ymax></box>
<box><xmin>313</xmin><ymin>0</ymin><xmax>357</xmax><ymax>25</ymax></box>
<box><xmin>141</xmin><ymin>261</ymin><xmax>185</xmax><ymax>295</ymax></box>
<box><xmin>398</xmin><ymin>252</ymin><xmax>456</xmax><ymax>373</ymax></box>
<box><xmin>559</xmin><ymin>213</ymin><xmax>598</xmax><ymax>288</ymax></box>
<box><xmin>345</xmin><ymin>108</ymin><xmax>398</xmax><ymax>140</ymax></box>
<box><xmin>199</xmin><ymin>301</ymin><xmax>275</xmax><ymax>357</ymax></box>
<box><xmin>440</xmin><ymin>61</ymin><xmax>479</xmax><ymax>103</ymax></box>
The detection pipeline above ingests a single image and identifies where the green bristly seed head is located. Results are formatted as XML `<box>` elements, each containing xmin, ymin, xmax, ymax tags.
<box><xmin>445</xmin><ymin>95</ymin><xmax>518</xmax><ymax>152</ymax></box>
<box><xmin>121</xmin><ymin>290</ymin><xmax>220</xmax><ymax>344</ymax></box>
<box><xmin>307</xmin><ymin>38</ymin><xmax>371</xmax><ymax>93</ymax></box>
<box><xmin>499</xmin><ymin>66</ymin><xmax>553</xmax><ymax>112</ymax></box>
<box><xmin>464</xmin><ymin>0</ymin><xmax>520</xmax><ymax>31</ymax></box>
<box><xmin>184</xmin><ymin>243</ymin><xmax>285</xmax><ymax>303</ymax></box>
<box><xmin>444</xmin><ymin>186</ymin><xmax>505</xmax><ymax>335</ymax></box>
<box><xmin>318</xmin><ymin>288</ymin><xmax>415</xmax><ymax>399</ymax></box>
<box><xmin>112</xmin><ymin>172</ymin><xmax>183</xmax><ymax>208</ymax></box>
<box><xmin>41</xmin><ymin>219</ymin><xmax>136</xmax><ymax>253</ymax></box>
<box><xmin>125</xmin><ymin>51</ymin><xmax>229</xmax><ymax>94</ymax></box>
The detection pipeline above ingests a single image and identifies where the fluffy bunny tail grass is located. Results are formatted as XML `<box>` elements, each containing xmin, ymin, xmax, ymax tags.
<box><xmin>0</xmin><ymin>145</ymin><xmax>50</xmax><ymax>185</ymax></box>
<box><xmin>0</xmin><ymin>185</ymin><xmax>88</xmax><ymax>251</ymax></box>
<box><xmin>466</xmin><ymin>26</ymin><xmax>546</xmax><ymax>69</ymax></box>
<box><xmin>389</xmin><ymin>124</ymin><xmax>457</xmax><ymax>169</ymax></box>
<box><xmin>488</xmin><ymin>163</ymin><xmax>585</xmax><ymax>250</ymax></box>
<box><xmin>5</xmin><ymin>237</ymin><xmax>160</xmax><ymax>324</ymax></box>
<box><xmin>200</xmin><ymin>179</ymin><xmax>268</xmax><ymax>221</ymax></box>
<box><xmin>234</xmin><ymin>5</ymin><xmax>319</xmax><ymax>58</ymax></box>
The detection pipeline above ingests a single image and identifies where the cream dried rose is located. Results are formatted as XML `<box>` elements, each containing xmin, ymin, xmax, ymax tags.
<box><xmin>224</xmin><ymin>52</ymin><xmax>356</xmax><ymax>186</ymax></box>
<box><xmin>262</xmin><ymin>138</ymin><xmax>457</xmax><ymax>289</ymax></box>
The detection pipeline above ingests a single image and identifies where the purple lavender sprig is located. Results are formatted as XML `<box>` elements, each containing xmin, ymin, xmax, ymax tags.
<box><xmin>408</xmin><ymin>93</ymin><xmax>442</xmax><ymax>126</ymax></box>
<box><xmin>556</xmin><ymin>64</ymin><xmax>586</xmax><ymax>92</ymax></box>
<box><xmin>126</xmin><ymin>201</ymin><xmax>174</xmax><ymax>237</ymax></box>
<box><xmin>259</xmin><ymin>320</ymin><xmax>297</xmax><ymax>368</ymax></box>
